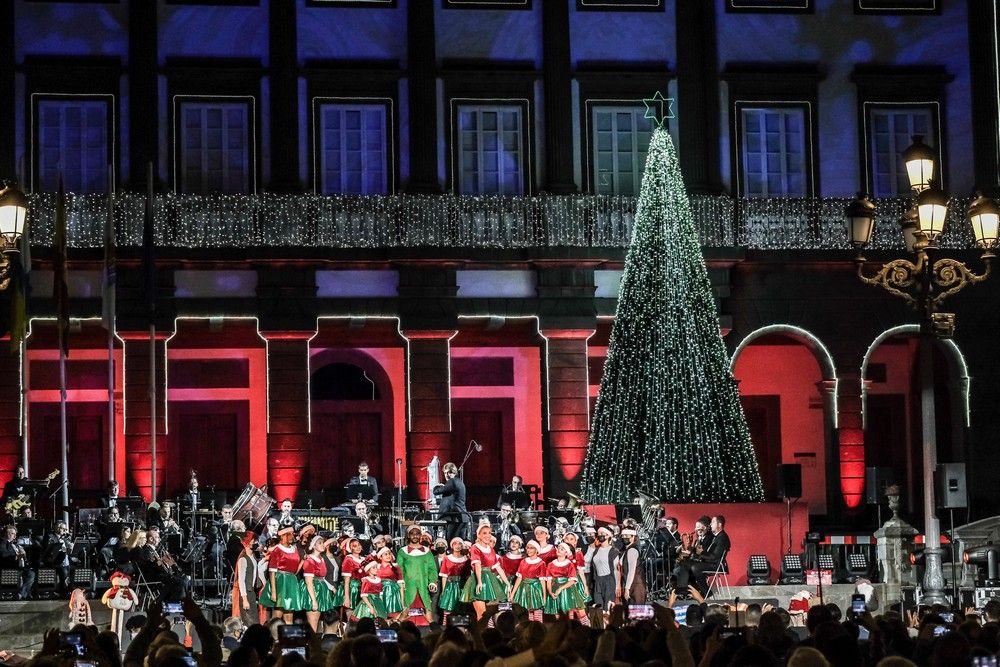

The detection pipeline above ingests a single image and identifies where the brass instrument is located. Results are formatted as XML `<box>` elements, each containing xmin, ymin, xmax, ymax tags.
<box><xmin>675</xmin><ymin>531</ymin><xmax>705</xmax><ymax>564</ymax></box>
<box><xmin>636</xmin><ymin>489</ymin><xmax>662</xmax><ymax>539</ymax></box>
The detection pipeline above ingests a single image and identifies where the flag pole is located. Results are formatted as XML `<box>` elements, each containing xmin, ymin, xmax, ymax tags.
<box><xmin>56</xmin><ymin>180</ymin><xmax>69</xmax><ymax>526</ymax></box>
<box><xmin>17</xmin><ymin>155</ymin><xmax>29</xmax><ymax>477</ymax></box>
<box><xmin>146</xmin><ymin>165</ymin><xmax>157</xmax><ymax>503</ymax></box>
<box><xmin>106</xmin><ymin>163</ymin><xmax>116</xmax><ymax>485</ymax></box>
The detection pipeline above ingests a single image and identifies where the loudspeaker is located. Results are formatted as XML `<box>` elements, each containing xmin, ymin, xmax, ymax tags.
<box><xmin>776</xmin><ymin>464</ymin><xmax>802</xmax><ymax>500</ymax></box>
<box><xmin>865</xmin><ymin>467</ymin><xmax>896</xmax><ymax>505</ymax></box>
<box><xmin>937</xmin><ymin>462</ymin><xmax>968</xmax><ymax>509</ymax></box>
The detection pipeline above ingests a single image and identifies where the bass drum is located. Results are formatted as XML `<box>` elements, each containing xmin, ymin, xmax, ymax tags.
<box><xmin>231</xmin><ymin>483</ymin><xmax>275</xmax><ymax>528</ymax></box>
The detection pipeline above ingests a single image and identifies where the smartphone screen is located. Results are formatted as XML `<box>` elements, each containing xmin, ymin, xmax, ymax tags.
<box><xmin>61</xmin><ymin>633</ymin><xmax>84</xmax><ymax>656</ymax></box>
<box><xmin>376</xmin><ymin>629</ymin><xmax>397</xmax><ymax>643</ymax></box>
<box><xmin>629</xmin><ymin>604</ymin><xmax>654</xmax><ymax>620</ymax></box>
<box><xmin>940</xmin><ymin>612</ymin><xmax>955</xmax><ymax>623</ymax></box>
<box><xmin>934</xmin><ymin>625</ymin><xmax>949</xmax><ymax>637</ymax></box>
<box><xmin>448</xmin><ymin>614</ymin><xmax>471</xmax><ymax>627</ymax></box>
<box><xmin>278</xmin><ymin>624</ymin><xmax>307</xmax><ymax>641</ymax></box>
<box><xmin>163</xmin><ymin>602</ymin><xmax>183</xmax><ymax>615</ymax></box>
<box><xmin>497</xmin><ymin>602</ymin><xmax>513</xmax><ymax>611</ymax></box>
<box><xmin>973</xmin><ymin>656</ymin><xmax>999</xmax><ymax>667</ymax></box>
<box><xmin>281</xmin><ymin>647</ymin><xmax>305</xmax><ymax>658</ymax></box>
<box><xmin>851</xmin><ymin>594</ymin><xmax>866</xmax><ymax>614</ymax></box>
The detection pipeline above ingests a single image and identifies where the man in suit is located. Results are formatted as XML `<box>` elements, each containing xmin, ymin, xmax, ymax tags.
<box><xmin>0</xmin><ymin>524</ymin><xmax>34</xmax><ymax>599</ymax></box>
<box><xmin>347</xmin><ymin>461</ymin><xmax>379</xmax><ymax>502</ymax></box>
<box><xmin>672</xmin><ymin>515</ymin><xmax>715</xmax><ymax>596</ymax></box>
<box><xmin>433</xmin><ymin>462</ymin><xmax>469</xmax><ymax>542</ymax></box>
<box><xmin>652</xmin><ymin>515</ymin><xmax>683</xmax><ymax>588</ymax></box>
<box><xmin>688</xmin><ymin>515</ymin><xmax>730</xmax><ymax>597</ymax></box>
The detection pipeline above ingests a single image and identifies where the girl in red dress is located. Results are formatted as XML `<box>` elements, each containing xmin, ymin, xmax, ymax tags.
<box><xmin>562</xmin><ymin>531</ymin><xmax>590</xmax><ymax>603</ymax></box>
<box><xmin>508</xmin><ymin>540</ymin><xmax>547</xmax><ymax>622</ymax></box>
<box><xmin>340</xmin><ymin>538</ymin><xmax>365</xmax><ymax>619</ymax></box>
<box><xmin>533</xmin><ymin>526</ymin><xmax>556</xmax><ymax>563</ymax></box>
<box><xmin>544</xmin><ymin>542</ymin><xmax>588</xmax><ymax>623</ymax></box>
<box><xmin>263</xmin><ymin>527</ymin><xmax>303</xmax><ymax>623</ymax></box>
<box><xmin>461</xmin><ymin>525</ymin><xmax>511</xmax><ymax>619</ymax></box>
<box><xmin>354</xmin><ymin>560</ymin><xmax>388</xmax><ymax>620</ymax></box>
<box><xmin>438</xmin><ymin>537</ymin><xmax>470</xmax><ymax>624</ymax></box>
<box><xmin>499</xmin><ymin>535</ymin><xmax>524</xmax><ymax>597</ymax></box>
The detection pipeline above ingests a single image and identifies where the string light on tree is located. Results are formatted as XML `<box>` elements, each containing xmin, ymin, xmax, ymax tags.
<box><xmin>580</xmin><ymin>120</ymin><xmax>765</xmax><ymax>504</ymax></box>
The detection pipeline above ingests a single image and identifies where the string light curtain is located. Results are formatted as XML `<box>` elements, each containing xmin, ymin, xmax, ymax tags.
<box><xmin>580</xmin><ymin>127</ymin><xmax>765</xmax><ymax>504</ymax></box>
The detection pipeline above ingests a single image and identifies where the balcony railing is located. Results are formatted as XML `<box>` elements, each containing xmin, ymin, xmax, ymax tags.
<box><xmin>22</xmin><ymin>192</ymin><xmax>978</xmax><ymax>251</ymax></box>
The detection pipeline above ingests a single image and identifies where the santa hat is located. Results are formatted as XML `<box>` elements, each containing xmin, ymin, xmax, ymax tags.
<box><xmin>240</xmin><ymin>532</ymin><xmax>257</xmax><ymax>550</ymax></box>
<box><xmin>525</xmin><ymin>540</ymin><xmax>541</xmax><ymax>552</ymax></box>
<box><xmin>278</xmin><ymin>526</ymin><xmax>294</xmax><ymax>537</ymax></box>
<box><xmin>363</xmin><ymin>560</ymin><xmax>379</xmax><ymax>573</ymax></box>
<box><xmin>110</xmin><ymin>571</ymin><xmax>131</xmax><ymax>586</ymax></box>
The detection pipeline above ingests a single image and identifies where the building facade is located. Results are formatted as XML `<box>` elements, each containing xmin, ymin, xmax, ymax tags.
<box><xmin>1</xmin><ymin>0</ymin><xmax>999</xmax><ymax>525</ymax></box>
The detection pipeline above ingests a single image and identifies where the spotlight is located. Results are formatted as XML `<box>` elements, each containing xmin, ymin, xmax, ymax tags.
<box><xmin>964</xmin><ymin>545</ymin><xmax>1000</xmax><ymax>586</ymax></box>
<box><xmin>817</xmin><ymin>554</ymin><xmax>835</xmax><ymax>571</ymax></box>
<box><xmin>0</xmin><ymin>569</ymin><xmax>22</xmax><ymax>601</ymax></box>
<box><xmin>747</xmin><ymin>555</ymin><xmax>771</xmax><ymax>586</ymax></box>
<box><xmin>35</xmin><ymin>568</ymin><xmax>60</xmax><ymax>600</ymax></box>
<box><xmin>846</xmin><ymin>553</ymin><xmax>871</xmax><ymax>583</ymax></box>
<box><xmin>779</xmin><ymin>554</ymin><xmax>806</xmax><ymax>585</ymax></box>
<box><xmin>71</xmin><ymin>568</ymin><xmax>97</xmax><ymax>592</ymax></box>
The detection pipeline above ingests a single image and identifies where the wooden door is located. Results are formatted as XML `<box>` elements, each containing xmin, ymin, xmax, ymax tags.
<box><xmin>740</xmin><ymin>395</ymin><xmax>782</xmax><ymax>501</ymax></box>
<box><xmin>169</xmin><ymin>402</ymin><xmax>245</xmax><ymax>498</ymax></box>
<box><xmin>451</xmin><ymin>402</ymin><xmax>508</xmax><ymax>511</ymax></box>
<box><xmin>311</xmin><ymin>409</ymin><xmax>383</xmax><ymax>497</ymax></box>
<box><xmin>31</xmin><ymin>402</ymin><xmax>107</xmax><ymax>493</ymax></box>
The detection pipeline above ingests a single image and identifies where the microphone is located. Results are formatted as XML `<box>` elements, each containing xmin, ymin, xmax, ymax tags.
<box><xmin>396</xmin><ymin>458</ymin><xmax>403</xmax><ymax>464</ymax></box>
<box><xmin>472</xmin><ymin>440</ymin><xmax>483</xmax><ymax>452</ymax></box>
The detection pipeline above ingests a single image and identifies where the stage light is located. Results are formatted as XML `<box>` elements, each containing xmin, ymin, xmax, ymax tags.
<box><xmin>35</xmin><ymin>568</ymin><xmax>60</xmax><ymax>600</ymax></box>
<box><xmin>964</xmin><ymin>545</ymin><xmax>1000</xmax><ymax>586</ymax></box>
<box><xmin>779</xmin><ymin>554</ymin><xmax>806</xmax><ymax>585</ymax></box>
<box><xmin>817</xmin><ymin>553</ymin><xmax>835</xmax><ymax>571</ymax></box>
<box><xmin>846</xmin><ymin>553</ymin><xmax>871</xmax><ymax>583</ymax></box>
<box><xmin>71</xmin><ymin>568</ymin><xmax>97</xmax><ymax>592</ymax></box>
<box><xmin>747</xmin><ymin>554</ymin><xmax>771</xmax><ymax>586</ymax></box>
<box><xmin>0</xmin><ymin>569</ymin><xmax>22</xmax><ymax>600</ymax></box>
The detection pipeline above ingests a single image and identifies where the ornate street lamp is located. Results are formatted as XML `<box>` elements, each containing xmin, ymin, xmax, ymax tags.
<box><xmin>846</xmin><ymin>137</ymin><xmax>997</xmax><ymax>607</ymax></box>
<box><xmin>0</xmin><ymin>181</ymin><xmax>28</xmax><ymax>291</ymax></box>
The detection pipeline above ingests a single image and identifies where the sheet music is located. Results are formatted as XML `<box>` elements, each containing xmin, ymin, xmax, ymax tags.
<box><xmin>426</xmin><ymin>455</ymin><xmax>440</xmax><ymax>508</ymax></box>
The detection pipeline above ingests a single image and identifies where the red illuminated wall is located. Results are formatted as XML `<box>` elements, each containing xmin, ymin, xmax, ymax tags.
<box><xmin>733</xmin><ymin>344</ymin><xmax>828</xmax><ymax>513</ymax></box>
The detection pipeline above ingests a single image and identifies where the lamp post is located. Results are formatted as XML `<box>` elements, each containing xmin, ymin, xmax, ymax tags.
<box><xmin>0</xmin><ymin>181</ymin><xmax>29</xmax><ymax>291</ymax></box>
<box><xmin>846</xmin><ymin>136</ymin><xmax>999</xmax><ymax>606</ymax></box>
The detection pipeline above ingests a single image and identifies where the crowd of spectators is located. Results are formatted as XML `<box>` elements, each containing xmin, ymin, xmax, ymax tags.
<box><xmin>9</xmin><ymin>596</ymin><xmax>1000</xmax><ymax>667</ymax></box>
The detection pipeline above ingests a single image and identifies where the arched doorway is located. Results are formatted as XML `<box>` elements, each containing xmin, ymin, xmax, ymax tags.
<box><xmin>861</xmin><ymin>326</ymin><xmax>969</xmax><ymax>519</ymax></box>
<box><xmin>309</xmin><ymin>351</ymin><xmax>394</xmax><ymax>506</ymax></box>
<box><xmin>731</xmin><ymin>325</ymin><xmax>838</xmax><ymax>515</ymax></box>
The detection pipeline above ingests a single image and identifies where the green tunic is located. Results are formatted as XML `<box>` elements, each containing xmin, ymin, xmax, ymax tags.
<box><xmin>396</xmin><ymin>546</ymin><xmax>439</xmax><ymax>608</ymax></box>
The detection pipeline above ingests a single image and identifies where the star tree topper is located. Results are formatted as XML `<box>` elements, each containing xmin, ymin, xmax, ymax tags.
<box><xmin>643</xmin><ymin>91</ymin><xmax>675</xmax><ymax>129</ymax></box>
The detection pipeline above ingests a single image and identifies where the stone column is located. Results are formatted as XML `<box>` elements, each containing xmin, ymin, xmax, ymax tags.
<box><xmin>835</xmin><ymin>369</ymin><xmax>866</xmax><ymax>515</ymax></box>
<box><xmin>121</xmin><ymin>332</ymin><xmax>168</xmax><ymax>500</ymax></box>
<box><xmin>540</xmin><ymin>329</ymin><xmax>594</xmax><ymax>499</ymax></box>
<box><xmin>403</xmin><ymin>330</ymin><xmax>456</xmax><ymax>502</ymax></box>
<box><xmin>874</xmin><ymin>489</ymin><xmax>918</xmax><ymax>606</ymax></box>
<box><xmin>261</xmin><ymin>332</ymin><xmax>311</xmax><ymax>498</ymax></box>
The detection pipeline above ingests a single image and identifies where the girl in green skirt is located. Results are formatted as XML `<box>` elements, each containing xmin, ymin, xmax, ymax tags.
<box><xmin>354</xmin><ymin>560</ymin><xmax>388</xmax><ymax>621</ymax></box>
<box><xmin>264</xmin><ymin>526</ymin><xmax>304</xmax><ymax>622</ymax></box>
<box><xmin>438</xmin><ymin>537</ymin><xmax>470</xmax><ymax>624</ymax></box>
<box><xmin>461</xmin><ymin>524</ymin><xmax>511</xmax><ymax>619</ymax></box>
<box><xmin>340</xmin><ymin>537</ymin><xmax>365</xmax><ymax>616</ymax></box>
<box><xmin>302</xmin><ymin>536</ymin><xmax>335</xmax><ymax>632</ymax></box>
<box><xmin>562</xmin><ymin>531</ymin><xmax>591</xmax><ymax>604</ymax></box>
<box><xmin>544</xmin><ymin>542</ymin><xmax>587</xmax><ymax>622</ymax></box>
<box><xmin>375</xmin><ymin>546</ymin><xmax>406</xmax><ymax>620</ymax></box>
<box><xmin>508</xmin><ymin>540</ymin><xmax>547</xmax><ymax>622</ymax></box>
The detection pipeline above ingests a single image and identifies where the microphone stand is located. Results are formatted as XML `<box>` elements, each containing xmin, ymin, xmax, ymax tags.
<box><xmin>458</xmin><ymin>440</ymin><xmax>480</xmax><ymax>480</ymax></box>
<box><xmin>395</xmin><ymin>458</ymin><xmax>403</xmax><ymax>543</ymax></box>
<box><xmin>48</xmin><ymin>479</ymin><xmax>69</xmax><ymax>528</ymax></box>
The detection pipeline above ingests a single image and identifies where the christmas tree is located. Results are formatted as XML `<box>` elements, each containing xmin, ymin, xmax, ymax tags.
<box><xmin>580</xmin><ymin>126</ymin><xmax>764</xmax><ymax>504</ymax></box>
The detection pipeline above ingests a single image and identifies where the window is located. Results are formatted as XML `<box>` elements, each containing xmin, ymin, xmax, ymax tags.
<box><xmin>740</xmin><ymin>107</ymin><xmax>808</xmax><ymax>197</ymax></box>
<box><xmin>456</xmin><ymin>104</ymin><xmax>524</xmax><ymax>195</ymax></box>
<box><xmin>726</xmin><ymin>0</ymin><xmax>813</xmax><ymax>11</ymax></box>
<box><xmin>34</xmin><ymin>96</ymin><xmax>112</xmax><ymax>193</ymax></box>
<box><xmin>177</xmin><ymin>98</ymin><xmax>252</xmax><ymax>194</ymax></box>
<box><xmin>315</xmin><ymin>103</ymin><xmax>389</xmax><ymax>195</ymax></box>
<box><xmin>868</xmin><ymin>106</ymin><xmax>936</xmax><ymax>197</ymax></box>
<box><xmin>590</xmin><ymin>106</ymin><xmax>653</xmax><ymax>195</ymax></box>
<box><xmin>854</xmin><ymin>0</ymin><xmax>939</xmax><ymax>14</ymax></box>
<box><xmin>443</xmin><ymin>0</ymin><xmax>530</xmax><ymax>8</ymax></box>
<box><xmin>576</xmin><ymin>0</ymin><xmax>664</xmax><ymax>10</ymax></box>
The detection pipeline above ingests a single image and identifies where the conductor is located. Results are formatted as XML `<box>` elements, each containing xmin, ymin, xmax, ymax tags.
<box><xmin>432</xmin><ymin>462</ymin><xmax>469</xmax><ymax>542</ymax></box>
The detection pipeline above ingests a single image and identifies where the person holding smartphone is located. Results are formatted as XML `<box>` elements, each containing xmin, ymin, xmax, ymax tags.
<box><xmin>461</xmin><ymin>524</ymin><xmax>511</xmax><ymax>619</ymax></box>
<box><xmin>544</xmin><ymin>542</ymin><xmax>589</xmax><ymax>624</ymax></box>
<box><xmin>438</xmin><ymin>537</ymin><xmax>470</xmax><ymax>625</ymax></box>
<box><xmin>509</xmin><ymin>540</ymin><xmax>547</xmax><ymax>622</ymax></box>
<box><xmin>354</xmin><ymin>560</ymin><xmax>388</xmax><ymax>620</ymax></box>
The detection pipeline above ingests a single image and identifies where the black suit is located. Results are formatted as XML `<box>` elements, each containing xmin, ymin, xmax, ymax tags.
<box><xmin>0</xmin><ymin>537</ymin><xmax>34</xmax><ymax>599</ymax></box>
<box><xmin>347</xmin><ymin>476</ymin><xmax>380</xmax><ymax>502</ymax></box>
<box><xmin>433</xmin><ymin>477</ymin><xmax>469</xmax><ymax>542</ymax></box>
<box><xmin>674</xmin><ymin>530</ymin><xmax>730</xmax><ymax>596</ymax></box>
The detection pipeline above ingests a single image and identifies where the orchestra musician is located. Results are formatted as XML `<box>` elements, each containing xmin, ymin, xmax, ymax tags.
<box><xmin>497</xmin><ymin>474</ymin><xmax>531</xmax><ymax>510</ymax></box>
<box><xmin>101</xmin><ymin>479</ymin><xmax>121</xmax><ymax>509</ymax></box>
<box><xmin>652</xmin><ymin>516</ymin><xmax>683</xmax><ymax>577</ymax></box>
<box><xmin>433</xmin><ymin>462</ymin><xmax>469</xmax><ymax>542</ymax></box>
<box><xmin>494</xmin><ymin>502</ymin><xmax>522</xmax><ymax>547</ymax></box>
<box><xmin>2</xmin><ymin>466</ymin><xmax>28</xmax><ymax>516</ymax></box>
<box><xmin>0</xmin><ymin>524</ymin><xmax>34</xmax><ymax>600</ymax></box>
<box><xmin>347</xmin><ymin>461</ymin><xmax>379</xmax><ymax>502</ymax></box>
<box><xmin>134</xmin><ymin>526</ymin><xmax>189</xmax><ymax>601</ymax></box>
<box><xmin>41</xmin><ymin>520</ymin><xmax>74</xmax><ymax>595</ymax></box>
<box><xmin>671</xmin><ymin>515</ymin><xmax>716</xmax><ymax>597</ymax></box>
<box><xmin>353</xmin><ymin>501</ymin><xmax>384</xmax><ymax>539</ymax></box>
<box><xmin>276</xmin><ymin>499</ymin><xmax>296</xmax><ymax>530</ymax></box>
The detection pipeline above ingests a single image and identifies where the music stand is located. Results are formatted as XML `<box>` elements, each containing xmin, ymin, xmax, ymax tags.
<box><xmin>344</xmin><ymin>484</ymin><xmax>375</xmax><ymax>502</ymax></box>
<box><xmin>615</xmin><ymin>504</ymin><xmax>643</xmax><ymax>524</ymax></box>
<box><xmin>499</xmin><ymin>489</ymin><xmax>530</xmax><ymax>510</ymax></box>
